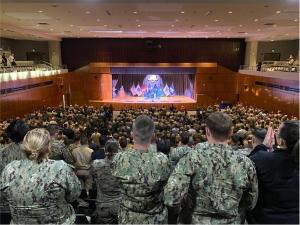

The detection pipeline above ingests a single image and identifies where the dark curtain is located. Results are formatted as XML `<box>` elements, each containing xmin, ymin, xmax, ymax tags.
<box><xmin>112</xmin><ymin>73</ymin><xmax>195</xmax><ymax>96</ymax></box>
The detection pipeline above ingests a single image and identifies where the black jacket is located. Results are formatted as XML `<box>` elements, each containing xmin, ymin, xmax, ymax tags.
<box><xmin>248</xmin><ymin>148</ymin><xmax>299</xmax><ymax>224</ymax></box>
<box><xmin>91</xmin><ymin>147</ymin><xmax>105</xmax><ymax>160</ymax></box>
<box><xmin>248</xmin><ymin>144</ymin><xmax>268</xmax><ymax>157</ymax></box>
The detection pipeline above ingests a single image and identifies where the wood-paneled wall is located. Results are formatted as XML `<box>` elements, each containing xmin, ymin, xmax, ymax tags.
<box><xmin>237</xmin><ymin>74</ymin><xmax>299</xmax><ymax>117</ymax></box>
<box><xmin>61</xmin><ymin>38</ymin><xmax>245</xmax><ymax>72</ymax></box>
<box><xmin>0</xmin><ymin>75</ymin><xmax>64</xmax><ymax>120</ymax></box>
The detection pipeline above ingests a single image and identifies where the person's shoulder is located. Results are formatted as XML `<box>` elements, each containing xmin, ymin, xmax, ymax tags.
<box><xmin>3</xmin><ymin>159</ymin><xmax>22</xmax><ymax>171</ymax></box>
<box><xmin>46</xmin><ymin>159</ymin><xmax>75</xmax><ymax>171</ymax></box>
<box><xmin>154</xmin><ymin>151</ymin><xmax>169</xmax><ymax>163</ymax></box>
<box><xmin>92</xmin><ymin>159</ymin><xmax>106</xmax><ymax>168</ymax></box>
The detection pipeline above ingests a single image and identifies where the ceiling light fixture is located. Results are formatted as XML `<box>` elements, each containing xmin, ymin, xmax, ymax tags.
<box><xmin>257</xmin><ymin>28</ymin><xmax>261</xmax><ymax>31</ymax></box>
<box><xmin>137</xmin><ymin>24</ymin><xmax>141</xmax><ymax>27</ymax></box>
<box><xmin>214</xmin><ymin>19</ymin><xmax>219</xmax><ymax>22</ymax></box>
<box><xmin>70</xmin><ymin>24</ymin><xmax>74</xmax><ymax>27</ymax></box>
<box><xmin>38</xmin><ymin>10</ymin><xmax>43</xmax><ymax>13</ymax></box>
<box><xmin>276</xmin><ymin>10</ymin><xmax>281</xmax><ymax>14</ymax></box>
<box><xmin>175</xmin><ymin>19</ymin><xmax>179</xmax><ymax>22</ymax></box>
<box><xmin>96</xmin><ymin>18</ymin><xmax>100</xmax><ymax>22</ymax></box>
<box><xmin>85</xmin><ymin>11</ymin><xmax>91</xmax><ymax>14</ymax></box>
<box><xmin>239</xmin><ymin>24</ymin><xmax>243</xmax><ymax>27</ymax></box>
<box><xmin>133</xmin><ymin>11</ymin><xmax>138</xmax><ymax>14</ymax></box>
<box><xmin>228</xmin><ymin>11</ymin><xmax>233</xmax><ymax>14</ymax></box>
<box><xmin>294</xmin><ymin>19</ymin><xmax>298</xmax><ymax>22</ymax></box>
<box><xmin>103</xmin><ymin>24</ymin><xmax>107</xmax><ymax>27</ymax></box>
<box><xmin>254</xmin><ymin>18</ymin><xmax>259</xmax><ymax>22</ymax></box>
<box><xmin>180</xmin><ymin>11</ymin><xmax>185</xmax><ymax>14</ymax></box>
<box><xmin>171</xmin><ymin>24</ymin><xmax>175</xmax><ymax>27</ymax></box>
<box><xmin>205</xmin><ymin>24</ymin><xmax>209</xmax><ymax>27</ymax></box>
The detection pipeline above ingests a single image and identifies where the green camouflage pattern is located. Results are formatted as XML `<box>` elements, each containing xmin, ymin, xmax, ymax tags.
<box><xmin>0</xmin><ymin>159</ymin><xmax>81</xmax><ymax>224</ymax></box>
<box><xmin>91</xmin><ymin>157</ymin><xmax>122</xmax><ymax>224</ymax></box>
<box><xmin>0</xmin><ymin>143</ymin><xmax>26</xmax><ymax>175</ymax></box>
<box><xmin>112</xmin><ymin>149</ymin><xmax>171</xmax><ymax>224</ymax></box>
<box><xmin>164</xmin><ymin>142</ymin><xmax>258</xmax><ymax>224</ymax></box>
<box><xmin>169</xmin><ymin>145</ymin><xmax>192</xmax><ymax>168</ymax></box>
<box><xmin>49</xmin><ymin>140</ymin><xmax>75</xmax><ymax>165</ymax></box>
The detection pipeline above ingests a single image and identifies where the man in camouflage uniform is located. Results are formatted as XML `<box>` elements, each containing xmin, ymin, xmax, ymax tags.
<box><xmin>112</xmin><ymin>115</ymin><xmax>171</xmax><ymax>224</ymax></box>
<box><xmin>169</xmin><ymin>132</ymin><xmax>191</xmax><ymax>169</ymax></box>
<box><xmin>0</xmin><ymin>120</ymin><xmax>29</xmax><ymax>175</ymax></box>
<box><xmin>164</xmin><ymin>112</ymin><xmax>258</xmax><ymax>224</ymax></box>
<box><xmin>47</xmin><ymin>124</ymin><xmax>75</xmax><ymax>165</ymax></box>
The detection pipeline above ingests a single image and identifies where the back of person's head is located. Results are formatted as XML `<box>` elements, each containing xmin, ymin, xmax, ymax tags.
<box><xmin>105</xmin><ymin>139</ymin><xmax>120</xmax><ymax>158</ymax></box>
<box><xmin>6</xmin><ymin>119</ymin><xmax>29</xmax><ymax>143</ymax></box>
<box><xmin>63</xmin><ymin>128</ymin><xmax>75</xmax><ymax>140</ymax></box>
<box><xmin>47</xmin><ymin>124</ymin><xmax>59</xmax><ymax>137</ymax></box>
<box><xmin>205</xmin><ymin>112</ymin><xmax>233</xmax><ymax>142</ymax></box>
<box><xmin>156</xmin><ymin>138</ymin><xmax>171</xmax><ymax>155</ymax></box>
<box><xmin>119</xmin><ymin>136</ymin><xmax>127</xmax><ymax>148</ymax></box>
<box><xmin>23</xmin><ymin>128</ymin><xmax>50</xmax><ymax>163</ymax></box>
<box><xmin>99</xmin><ymin>135</ymin><xmax>108</xmax><ymax>147</ymax></box>
<box><xmin>279</xmin><ymin>120</ymin><xmax>299</xmax><ymax>163</ymax></box>
<box><xmin>180</xmin><ymin>132</ymin><xmax>190</xmax><ymax>145</ymax></box>
<box><xmin>80</xmin><ymin>134</ymin><xmax>89</xmax><ymax>145</ymax></box>
<box><xmin>252</xmin><ymin>128</ymin><xmax>267</xmax><ymax>144</ymax></box>
<box><xmin>132</xmin><ymin>115</ymin><xmax>155</xmax><ymax>145</ymax></box>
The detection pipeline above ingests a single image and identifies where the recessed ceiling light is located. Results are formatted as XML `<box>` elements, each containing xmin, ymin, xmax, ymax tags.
<box><xmin>276</xmin><ymin>10</ymin><xmax>281</xmax><ymax>14</ymax></box>
<box><xmin>205</xmin><ymin>24</ymin><xmax>209</xmax><ymax>27</ymax></box>
<box><xmin>133</xmin><ymin>11</ymin><xmax>138</xmax><ymax>14</ymax></box>
<box><xmin>285</xmin><ymin>33</ymin><xmax>289</xmax><ymax>36</ymax></box>
<box><xmin>180</xmin><ymin>11</ymin><xmax>185</xmax><ymax>14</ymax></box>
<box><xmin>294</xmin><ymin>19</ymin><xmax>298</xmax><ymax>22</ymax></box>
<box><xmin>96</xmin><ymin>18</ymin><xmax>100</xmax><ymax>22</ymax></box>
<box><xmin>175</xmin><ymin>19</ymin><xmax>179</xmax><ymax>22</ymax></box>
<box><xmin>228</xmin><ymin>11</ymin><xmax>233</xmax><ymax>14</ymax></box>
<box><xmin>70</xmin><ymin>24</ymin><xmax>74</xmax><ymax>27</ymax></box>
<box><xmin>104</xmin><ymin>24</ymin><xmax>107</xmax><ymax>27</ymax></box>
<box><xmin>271</xmin><ymin>39</ymin><xmax>274</xmax><ymax>42</ymax></box>
<box><xmin>79</xmin><ymin>28</ymin><xmax>83</xmax><ymax>31</ymax></box>
<box><xmin>254</xmin><ymin>18</ymin><xmax>259</xmax><ymax>22</ymax></box>
<box><xmin>135</xmin><ymin>19</ymin><xmax>140</xmax><ymax>22</ymax></box>
<box><xmin>85</xmin><ymin>11</ymin><xmax>91</xmax><ymax>14</ymax></box>
<box><xmin>239</xmin><ymin>24</ymin><xmax>243</xmax><ymax>27</ymax></box>
<box><xmin>171</xmin><ymin>24</ymin><xmax>175</xmax><ymax>27</ymax></box>
<box><xmin>257</xmin><ymin>28</ymin><xmax>261</xmax><ymax>31</ymax></box>
<box><xmin>273</xmin><ymin>24</ymin><xmax>277</xmax><ymax>27</ymax></box>
<box><xmin>214</xmin><ymin>19</ymin><xmax>219</xmax><ymax>22</ymax></box>
<box><xmin>38</xmin><ymin>10</ymin><xmax>43</xmax><ymax>13</ymax></box>
<box><xmin>137</xmin><ymin>24</ymin><xmax>141</xmax><ymax>27</ymax></box>
<box><xmin>50</xmin><ymin>28</ymin><xmax>54</xmax><ymax>31</ymax></box>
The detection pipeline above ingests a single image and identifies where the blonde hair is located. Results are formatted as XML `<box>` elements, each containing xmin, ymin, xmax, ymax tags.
<box><xmin>23</xmin><ymin>128</ymin><xmax>50</xmax><ymax>163</ymax></box>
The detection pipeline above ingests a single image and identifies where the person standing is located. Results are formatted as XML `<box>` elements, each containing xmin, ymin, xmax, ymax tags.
<box><xmin>164</xmin><ymin>112</ymin><xmax>258</xmax><ymax>224</ymax></box>
<box><xmin>0</xmin><ymin>128</ymin><xmax>81</xmax><ymax>224</ymax></box>
<box><xmin>1</xmin><ymin>53</ymin><xmax>7</xmax><ymax>66</ymax></box>
<box><xmin>91</xmin><ymin>139</ymin><xmax>122</xmax><ymax>224</ymax></box>
<box><xmin>248</xmin><ymin>121</ymin><xmax>299</xmax><ymax>224</ymax></box>
<box><xmin>112</xmin><ymin>115</ymin><xmax>171</xmax><ymax>224</ymax></box>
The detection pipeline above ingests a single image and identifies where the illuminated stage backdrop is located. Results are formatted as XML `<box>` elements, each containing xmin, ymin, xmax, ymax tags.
<box><xmin>111</xmin><ymin>67</ymin><xmax>195</xmax><ymax>99</ymax></box>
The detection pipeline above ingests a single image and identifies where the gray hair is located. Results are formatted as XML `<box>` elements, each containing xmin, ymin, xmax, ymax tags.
<box><xmin>132</xmin><ymin>115</ymin><xmax>155</xmax><ymax>145</ymax></box>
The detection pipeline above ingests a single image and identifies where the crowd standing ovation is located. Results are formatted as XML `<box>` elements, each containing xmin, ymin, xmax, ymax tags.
<box><xmin>0</xmin><ymin>104</ymin><xmax>298</xmax><ymax>224</ymax></box>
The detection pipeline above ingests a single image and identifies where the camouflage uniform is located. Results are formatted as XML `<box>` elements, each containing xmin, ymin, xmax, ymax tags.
<box><xmin>49</xmin><ymin>139</ymin><xmax>75</xmax><ymax>165</ymax></box>
<box><xmin>91</xmin><ymin>157</ymin><xmax>122</xmax><ymax>224</ymax></box>
<box><xmin>112</xmin><ymin>150</ymin><xmax>171</xmax><ymax>224</ymax></box>
<box><xmin>164</xmin><ymin>142</ymin><xmax>258</xmax><ymax>224</ymax></box>
<box><xmin>0</xmin><ymin>143</ymin><xmax>26</xmax><ymax>175</ymax></box>
<box><xmin>0</xmin><ymin>159</ymin><xmax>81</xmax><ymax>224</ymax></box>
<box><xmin>169</xmin><ymin>145</ymin><xmax>192</xmax><ymax>169</ymax></box>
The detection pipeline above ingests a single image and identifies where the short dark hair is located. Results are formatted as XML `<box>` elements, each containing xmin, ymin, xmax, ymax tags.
<box><xmin>105</xmin><ymin>139</ymin><xmax>120</xmax><ymax>157</ymax></box>
<box><xmin>252</xmin><ymin>128</ymin><xmax>267</xmax><ymax>143</ymax></box>
<box><xmin>6</xmin><ymin>119</ymin><xmax>29</xmax><ymax>143</ymax></box>
<box><xmin>205</xmin><ymin>112</ymin><xmax>232</xmax><ymax>141</ymax></box>
<box><xmin>132</xmin><ymin>115</ymin><xmax>155</xmax><ymax>145</ymax></box>
<box><xmin>99</xmin><ymin>135</ymin><xmax>108</xmax><ymax>146</ymax></box>
<box><xmin>119</xmin><ymin>136</ymin><xmax>127</xmax><ymax>148</ymax></box>
<box><xmin>156</xmin><ymin>139</ymin><xmax>171</xmax><ymax>155</ymax></box>
<box><xmin>47</xmin><ymin>124</ymin><xmax>59</xmax><ymax>136</ymax></box>
<box><xmin>80</xmin><ymin>134</ymin><xmax>88</xmax><ymax>145</ymax></box>
<box><xmin>180</xmin><ymin>132</ymin><xmax>190</xmax><ymax>145</ymax></box>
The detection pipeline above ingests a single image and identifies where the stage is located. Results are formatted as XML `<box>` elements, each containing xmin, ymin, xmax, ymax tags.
<box><xmin>89</xmin><ymin>96</ymin><xmax>197</xmax><ymax>110</ymax></box>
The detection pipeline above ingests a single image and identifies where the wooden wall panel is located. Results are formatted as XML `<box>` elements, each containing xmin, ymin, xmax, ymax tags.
<box><xmin>61</xmin><ymin>38</ymin><xmax>245</xmax><ymax>72</ymax></box>
<box><xmin>0</xmin><ymin>75</ymin><xmax>64</xmax><ymax>120</ymax></box>
<box><xmin>237</xmin><ymin>74</ymin><xmax>299</xmax><ymax>117</ymax></box>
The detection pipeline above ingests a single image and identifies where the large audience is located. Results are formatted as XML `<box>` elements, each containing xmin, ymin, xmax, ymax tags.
<box><xmin>0</xmin><ymin>104</ymin><xmax>299</xmax><ymax>224</ymax></box>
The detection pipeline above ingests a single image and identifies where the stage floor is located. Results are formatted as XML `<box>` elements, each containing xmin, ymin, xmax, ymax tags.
<box><xmin>93</xmin><ymin>96</ymin><xmax>196</xmax><ymax>104</ymax></box>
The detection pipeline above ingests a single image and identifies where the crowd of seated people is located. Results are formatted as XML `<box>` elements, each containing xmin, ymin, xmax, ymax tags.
<box><xmin>0</xmin><ymin>104</ymin><xmax>298</xmax><ymax>224</ymax></box>
<box><xmin>1</xmin><ymin>52</ymin><xmax>16</xmax><ymax>67</ymax></box>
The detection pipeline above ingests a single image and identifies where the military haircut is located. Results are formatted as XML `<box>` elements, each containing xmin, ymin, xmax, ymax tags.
<box><xmin>80</xmin><ymin>133</ymin><xmax>88</xmax><ymax>145</ymax></box>
<box><xmin>119</xmin><ymin>136</ymin><xmax>128</xmax><ymax>148</ymax></box>
<box><xmin>105</xmin><ymin>139</ymin><xmax>120</xmax><ymax>156</ymax></box>
<box><xmin>6</xmin><ymin>119</ymin><xmax>30</xmax><ymax>143</ymax></box>
<box><xmin>47</xmin><ymin>124</ymin><xmax>59</xmax><ymax>136</ymax></box>
<box><xmin>205</xmin><ymin>112</ymin><xmax>233</xmax><ymax>141</ymax></box>
<box><xmin>132</xmin><ymin>115</ymin><xmax>155</xmax><ymax>145</ymax></box>
<box><xmin>180</xmin><ymin>132</ymin><xmax>190</xmax><ymax>145</ymax></box>
<box><xmin>252</xmin><ymin>128</ymin><xmax>267</xmax><ymax>143</ymax></box>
